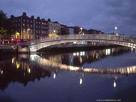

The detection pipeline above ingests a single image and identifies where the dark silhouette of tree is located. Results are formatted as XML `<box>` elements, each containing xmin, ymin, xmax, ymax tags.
<box><xmin>0</xmin><ymin>10</ymin><xmax>16</xmax><ymax>38</ymax></box>
<box><xmin>0</xmin><ymin>10</ymin><xmax>7</xmax><ymax>37</ymax></box>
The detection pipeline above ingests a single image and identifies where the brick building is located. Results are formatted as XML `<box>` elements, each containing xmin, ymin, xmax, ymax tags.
<box><xmin>10</xmin><ymin>12</ymin><xmax>48</xmax><ymax>40</ymax></box>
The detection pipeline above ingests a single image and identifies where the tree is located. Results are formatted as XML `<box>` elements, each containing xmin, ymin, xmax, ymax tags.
<box><xmin>0</xmin><ymin>10</ymin><xmax>16</xmax><ymax>38</ymax></box>
<box><xmin>0</xmin><ymin>10</ymin><xmax>7</xmax><ymax>27</ymax></box>
<box><xmin>0</xmin><ymin>10</ymin><xmax>7</xmax><ymax>37</ymax></box>
<box><xmin>0</xmin><ymin>27</ymin><xmax>7</xmax><ymax>34</ymax></box>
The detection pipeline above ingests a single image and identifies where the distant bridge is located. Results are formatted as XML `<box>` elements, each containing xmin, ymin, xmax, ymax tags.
<box><xmin>18</xmin><ymin>34</ymin><xmax>136</xmax><ymax>52</ymax></box>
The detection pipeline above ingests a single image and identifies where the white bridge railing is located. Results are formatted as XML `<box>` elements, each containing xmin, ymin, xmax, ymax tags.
<box><xmin>29</xmin><ymin>34</ymin><xmax>136</xmax><ymax>45</ymax></box>
<box><xmin>21</xmin><ymin>34</ymin><xmax>136</xmax><ymax>52</ymax></box>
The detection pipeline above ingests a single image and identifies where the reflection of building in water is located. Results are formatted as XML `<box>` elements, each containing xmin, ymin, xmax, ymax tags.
<box><xmin>45</xmin><ymin>47</ymin><xmax>129</xmax><ymax>67</ymax></box>
<box><xmin>47</xmin><ymin>55</ymin><xmax>62</xmax><ymax>64</ymax></box>
<box><xmin>0</xmin><ymin>58</ymin><xmax>51</xmax><ymax>91</ymax></box>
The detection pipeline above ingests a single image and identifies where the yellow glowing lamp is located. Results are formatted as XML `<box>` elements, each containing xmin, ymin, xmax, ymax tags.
<box><xmin>16</xmin><ymin>32</ymin><xmax>20</xmax><ymax>36</ymax></box>
<box><xmin>16</xmin><ymin>62</ymin><xmax>20</xmax><ymax>69</ymax></box>
<box><xmin>48</xmin><ymin>33</ymin><xmax>59</xmax><ymax>38</ymax></box>
<box><xmin>15</xmin><ymin>32</ymin><xmax>20</xmax><ymax>38</ymax></box>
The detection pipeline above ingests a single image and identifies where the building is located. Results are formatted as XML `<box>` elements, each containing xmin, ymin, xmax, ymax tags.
<box><xmin>10</xmin><ymin>12</ymin><xmax>48</xmax><ymax>40</ymax></box>
<box><xmin>73</xmin><ymin>26</ymin><xmax>81</xmax><ymax>34</ymax></box>
<box><xmin>61</xmin><ymin>25</ymin><xmax>69</xmax><ymax>35</ymax></box>
<box><xmin>48</xmin><ymin>21</ymin><xmax>61</xmax><ymax>35</ymax></box>
<box><xmin>9</xmin><ymin>12</ymin><xmax>104</xmax><ymax>41</ymax></box>
<box><xmin>87</xmin><ymin>29</ymin><xmax>104</xmax><ymax>34</ymax></box>
<box><xmin>68</xmin><ymin>27</ymin><xmax>75</xmax><ymax>35</ymax></box>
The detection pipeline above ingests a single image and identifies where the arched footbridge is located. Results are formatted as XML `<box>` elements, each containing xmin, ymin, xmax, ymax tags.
<box><xmin>19</xmin><ymin>34</ymin><xmax>136</xmax><ymax>52</ymax></box>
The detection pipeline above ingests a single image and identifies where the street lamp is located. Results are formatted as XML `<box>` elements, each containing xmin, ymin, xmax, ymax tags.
<box><xmin>114</xmin><ymin>26</ymin><xmax>119</xmax><ymax>36</ymax></box>
<box><xmin>53</xmin><ymin>30</ymin><xmax>56</xmax><ymax>33</ymax></box>
<box><xmin>80</xmin><ymin>27</ymin><xmax>83</xmax><ymax>34</ymax></box>
<box><xmin>114</xmin><ymin>26</ymin><xmax>118</xmax><ymax>31</ymax></box>
<box><xmin>80</xmin><ymin>27</ymin><xmax>83</xmax><ymax>31</ymax></box>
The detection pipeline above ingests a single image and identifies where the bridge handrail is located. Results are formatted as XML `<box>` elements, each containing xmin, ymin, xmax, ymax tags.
<box><xmin>29</xmin><ymin>34</ymin><xmax>136</xmax><ymax>45</ymax></box>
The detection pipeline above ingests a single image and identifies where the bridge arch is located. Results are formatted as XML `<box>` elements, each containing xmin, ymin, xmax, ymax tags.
<box><xmin>29</xmin><ymin>34</ymin><xmax>136</xmax><ymax>52</ymax></box>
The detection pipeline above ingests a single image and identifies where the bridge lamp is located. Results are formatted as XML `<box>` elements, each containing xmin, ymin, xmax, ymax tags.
<box><xmin>114</xmin><ymin>26</ymin><xmax>119</xmax><ymax>36</ymax></box>
<box><xmin>114</xmin><ymin>26</ymin><xmax>118</xmax><ymax>30</ymax></box>
<box><xmin>80</xmin><ymin>27</ymin><xmax>83</xmax><ymax>34</ymax></box>
<box><xmin>80</xmin><ymin>27</ymin><xmax>83</xmax><ymax>30</ymax></box>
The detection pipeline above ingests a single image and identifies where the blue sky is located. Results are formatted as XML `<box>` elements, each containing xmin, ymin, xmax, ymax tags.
<box><xmin>0</xmin><ymin>0</ymin><xmax>136</xmax><ymax>35</ymax></box>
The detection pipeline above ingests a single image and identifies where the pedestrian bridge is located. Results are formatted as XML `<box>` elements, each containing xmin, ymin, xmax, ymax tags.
<box><xmin>20</xmin><ymin>34</ymin><xmax>136</xmax><ymax>52</ymax></box>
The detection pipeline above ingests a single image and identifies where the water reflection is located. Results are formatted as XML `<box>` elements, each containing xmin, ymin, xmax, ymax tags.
<box><xmin>0</xmin><ymin>47</ymin><xmax>136</xmax><ymax>91</ymax></box>
<box><xmin>42</xmin><ymin>47</ymin><xmax>130</xmax><ymax>67</ymax></box>
<box><xmin>31</xmin><ymin>48</ymin><xmax>136</xmax><ymax>75</ymax></box>
<box><xmin>0</xmin><ymin>57</ymin><xmax>51</xmax><ymax>90</ymax></box>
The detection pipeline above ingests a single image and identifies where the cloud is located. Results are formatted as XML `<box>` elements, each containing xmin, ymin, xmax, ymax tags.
<box><xmin>105</xmin><ymin>0</ymin><xmax>136</xmax><ymax>34</ymax></box>
<box><xmin>0</xmin><ymin>0</ymin><xmax>136</xmax><ymax>34</ymax></box>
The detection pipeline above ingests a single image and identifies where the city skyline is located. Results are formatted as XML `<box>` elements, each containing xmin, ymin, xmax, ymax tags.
<box><xmin>1</xmin><ymin>0</ymin><xmax>136</xmax><ymax>35</ymax></box>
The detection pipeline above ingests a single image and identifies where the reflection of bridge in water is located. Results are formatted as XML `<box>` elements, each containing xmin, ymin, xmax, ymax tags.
<box><xmin>30</xmin><ymin>54</ymin><xmax>136</xmax><ymax>75</ymax></box>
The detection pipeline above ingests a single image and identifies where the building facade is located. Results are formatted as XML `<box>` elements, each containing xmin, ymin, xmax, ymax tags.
<box><xmin>48</xmin><ymin>21</ymin><xmax>61</xmax><ymax>35</ymax></box>
<box><xmin>61</xmin><ymin>25</ymin><xmax>69</xmax><ymax>35</ymax></box>
<box><xmin>10</xmin><ymin>12</ymin><xmax>48</xmax><ymax>40</ymax></box>
<box><xmin>9</xmin><ymin>12</ymin><xmax>104</xmax><ymax>41</ymax></box>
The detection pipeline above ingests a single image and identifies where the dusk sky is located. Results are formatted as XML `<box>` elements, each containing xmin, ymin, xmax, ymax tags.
<box><xmin>0</xmin><ymin>0</ymin><xmax>136</xmax><ymax>35</ymax></box>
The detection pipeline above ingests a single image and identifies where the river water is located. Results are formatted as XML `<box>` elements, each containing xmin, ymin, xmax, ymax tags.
<box><xmin>0</xmin><ymin>47</ymin><xmax>136</xmax><ymax>102</ymax></box>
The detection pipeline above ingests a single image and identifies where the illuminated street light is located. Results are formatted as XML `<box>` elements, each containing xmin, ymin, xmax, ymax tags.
<box><xmin>15</xmin><ymin>32</ymin><xmax>20</xmax><ymax>39</ymax></box>
<box><xmin>114</xmin><ymin>26</ymin><xmax>118</xmax><ymax>30</ymax></box>
<box><xmin>80</xmin><ymin>27</ymin><xmax>85</xmax><ymax>44</ymax></box>
<box><xmin>53</xmin><ymin>30</ymin><xmax>56</xmax><ymax>33</ymax></box>
<box><xmin>80</xmin><ymin>27</ymin><xmax>83</xmax><ymax>34</ymax></box>
<box><xmin>27</xmin><ymin>68</ymin><xmax>31</xmax><ymax>74</ymax></box>
<box><xmin>114</xmin><ymin>26</ymin><xmax>119</xmax><ymax>36</ymax></box>
<box><xmin>80</xmin><ymin>27</ymin><xmax>83</xmax><ymax>30</ymax></box>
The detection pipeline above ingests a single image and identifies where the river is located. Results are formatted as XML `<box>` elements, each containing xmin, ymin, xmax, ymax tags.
<box><xmin>0</xmin><ymin>47</ymin><xmax>136</xmax><ymax>102</ymax></box>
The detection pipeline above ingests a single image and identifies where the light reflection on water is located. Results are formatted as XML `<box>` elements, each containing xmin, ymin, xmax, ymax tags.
<box><xmin>0</xmin><ymin>47</ymin><xmax>136</xmax><ymax>102</ymax></box>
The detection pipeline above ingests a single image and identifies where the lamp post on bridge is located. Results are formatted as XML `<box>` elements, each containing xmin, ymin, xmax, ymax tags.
<box><xmin>80</xmin><ymin>27</ymin><xmax>85</xmax><ymax>44</ymax></box>
<box><xmin>114</xmin><ymin>26</ymin><xmax>119</xmax><ymax>36</ymax></box>
<box><xmin>80</xmin><ymin>27</ymin><xmax>83</xmax><ymax>35</ymax></box>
